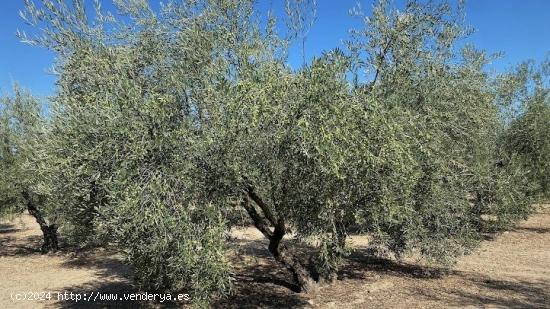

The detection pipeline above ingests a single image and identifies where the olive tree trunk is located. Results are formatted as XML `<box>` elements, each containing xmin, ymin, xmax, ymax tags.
<box><xmin>240</xmin><ymin>185</ymin><xmax>317</xmax><ymax>293</ymax></box>
<box><xmin>22</xmin><ymin>191</ymin><xmax>59</xmax><ymax>253</ymax></box>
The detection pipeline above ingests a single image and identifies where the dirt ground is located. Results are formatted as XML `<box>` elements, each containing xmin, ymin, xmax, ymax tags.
<box><xmin>2</xmin><ymin>206</ymin><xmax>549</xmax><ymax>308</ymax></box>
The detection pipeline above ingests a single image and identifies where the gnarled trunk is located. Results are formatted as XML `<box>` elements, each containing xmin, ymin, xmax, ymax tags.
<box><xmin>269</xmin><ymin>221</ymin><xmax>316</xmax><ymax>292</ymax></box>
<box><xmin>22</xmin><ymin>191</ymin><xmax>59</xmax><ymax>253</ymax></box>
<box><xmin>240</xmin><ymin>186</ymin><xmax>317</xmax><ymax>293</ymax></box>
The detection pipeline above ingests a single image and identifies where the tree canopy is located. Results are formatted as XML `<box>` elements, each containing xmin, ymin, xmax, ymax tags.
<box><xmin>0</xmin><ymin>0</ymin><xmax>547</xmax><ymax>306</ymax></box>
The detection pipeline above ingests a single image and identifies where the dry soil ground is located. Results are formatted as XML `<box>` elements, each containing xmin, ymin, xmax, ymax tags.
<box><xmin>1</xmin><ymin>205</ymin><xmax>549</xmax><ymax>308</ymax></box>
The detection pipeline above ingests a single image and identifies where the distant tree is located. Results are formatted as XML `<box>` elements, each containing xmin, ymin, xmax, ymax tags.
<box><xmin>0</xmin><ymin>86</ymin><xmax>58</xmax><ymax>252</ymax></box>
<box><xmin>500</xmin><ymin>57</ymin><xmax>550</xmax><ymax>200</ymax></box>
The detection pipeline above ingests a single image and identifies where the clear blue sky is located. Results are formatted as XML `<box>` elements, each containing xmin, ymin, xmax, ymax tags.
<box><xmin>1</xmin><ymin>0</ymin><xmax>549</xmax><ymax>99</ymax></box>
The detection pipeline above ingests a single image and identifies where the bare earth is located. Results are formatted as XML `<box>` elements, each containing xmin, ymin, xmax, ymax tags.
<box><xmin>2</xmin><ymin>206</ymin><xmax>549</xmax><ymax>308</ymax></box>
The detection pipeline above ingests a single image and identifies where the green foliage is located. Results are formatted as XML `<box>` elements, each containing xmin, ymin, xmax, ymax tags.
<box><xmin>12</xmin><ymin>0</ymin><xmax>548</xmax><ymax>303</ymax></box>
<box><xmin>509</xmin><ymin>100</ymin><xmax>550</xmax><ymax>198</ymax></box>
<box><xmin>20</xmin><ymin>0</ymin><xmax>258</xmax><ymax>302</ymax></box>
<box><xmin>114</xmin><ymin>176</ymin><xmax>231</xmax><ymax>302</ymax></box>
<box><xmin>470</xmin><ymin>154</ymin><xmax>534</xmax><ymax>232</ymax></box>
<box><xmin>0</xmin><ymin>86</ymin><xmax>45</xmax><ymax>217</ymax></box>
<box><xmin>501</xmin><ymin>59</ymin><xmax>550</xmax><ymax>199</ymax></box>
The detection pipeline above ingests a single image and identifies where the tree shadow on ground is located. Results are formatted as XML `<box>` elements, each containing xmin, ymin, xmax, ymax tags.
<box><xmin>54</xmin><ymin>242</ymin><xmax>307</xmax><ymax>309</ymax></box>
<box><xmin>341</xmin><ymin>246</ymin><xmax>448</xmax><ymax>281</ymax></box>
<box><xmin>335</xmin><ymin>245</ymin><xmax>550</xmax><ymax>308</ymax></box>
<box><xmin>60</xmin><ymin>250</ymin><xmax>132</xmax><ymax>279</ymax></box>
<box><xmin>514</xmin><ymin>226</ymin><xmax>550</xmax><ymax>234</ymax></box>
<box><xmin>222</xmin><ymin>236</ymin><xmax>452</xmax><ymax>308</ymax></box>
<box><xmin>212</xmin><ymin>261</ymin><xmax>309</xmax><ymax>308</ymax></box>
<box><xmin>229</xmin><ymin>238</ymin><xmax>271</xmax><ymax>259</ymax></box>
<box><xmin>213</xmin><ymin>238</ymin><xmax>310</xmax><ymax>308</ymax></box>
<box><xmin>0</xmin><ymin>233</ymin><xmax>43</xmax><ymax>256</ymax></box>
<box><xmin>52</xmin><ymin>250</ymin><xmax>187</xmax><ymax>308</ymax></box>
<box><xmin>0</xmin><ymin>222</ymin><xmax>20</xmax><ymax>234</ymax></box>
<box><xmin>413</xmin><ymin>275</ymin><xmax>550</xmax><ymax>308</ymax></box>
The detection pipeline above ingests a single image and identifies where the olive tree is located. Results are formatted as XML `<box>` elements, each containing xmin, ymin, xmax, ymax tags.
<box><xmin>500</xmin><ymin>58</ymin><xmax>550</xmax><ymax>201</ymax></box>
<box><xmin>179</xmin><ymin>0</ymin><xmax>530</xmax><ymax>289</ymax></box>
<box><xmin>18</xmin><ymin>0</ymin><xmax>542</xmax><ymax>303</ymax></box>
<box><xmin>0</xmin><ymin>86</ymin><xmax>58</xmax><ymax>252</ymax></box>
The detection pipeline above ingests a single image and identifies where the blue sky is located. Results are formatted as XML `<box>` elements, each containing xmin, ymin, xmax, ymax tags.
<box><xmin>1</xmin><ymin>0</ymin><xmax>549</xmax><ymax>99</ymax></box>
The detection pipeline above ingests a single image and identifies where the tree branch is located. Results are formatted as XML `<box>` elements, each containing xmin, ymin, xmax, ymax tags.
<box><xmin>245</xmin><ymin>183</ymin><xmax>278</xmax><ymax>227</ymax></box>
<box><xmin>240</xmin><ymin>194</ymin><xmax>273</xmax><ymax>239</ymax></box>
